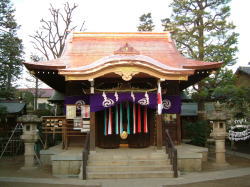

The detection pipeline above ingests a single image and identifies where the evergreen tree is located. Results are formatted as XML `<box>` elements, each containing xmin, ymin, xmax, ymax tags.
<box><xmin>0</xmin><ymin>0</ymin><xmax>23</xmax><ymax>92</ymax></box>
<box><xmin>162</xmin><ymin>0</ymin><xmax>238</xmax><ymax>118</ymax></box>
<box><xmin>138</xmin><ymin>13</ymin><xmax>155</xmax><ymax>31</ymax></box>
<box><xmin>162</xmin><ymin>0</ymin><xmax>238</xmax><ymax>65</ymax></box>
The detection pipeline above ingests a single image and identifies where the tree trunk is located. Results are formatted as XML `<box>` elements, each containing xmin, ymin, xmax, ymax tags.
<box><xmin>197</xmin><ymin>80</ymin><xmax>206</xmax><ymax>120</ymax></box>
<box><xmin>7</xmin><ymin>70</ymin><xmax>11</xmax><ymax>91</ymax></box>
<box><xmin>34</xmin><ymin>77</ymin><xmax>38</xmax><ymax>110</ymax></box>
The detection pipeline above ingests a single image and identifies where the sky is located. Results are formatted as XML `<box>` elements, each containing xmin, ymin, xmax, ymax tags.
<box><xmin>11</xmin><ymin>0</ymin><xmax>250</xmax><ymax>87</ymax></box>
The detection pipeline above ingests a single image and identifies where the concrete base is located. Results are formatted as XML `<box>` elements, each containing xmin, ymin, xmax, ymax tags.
<box><xmin>211</xmin><ymin>162</ymin><xmax>230</xmax><ymax>168</ymax></box>
<box><xmin>40</xmin><ymin>145</ymin><xmax>82</xmax><ymax>177</ymax></box>
<box><xmin>176</xmin><ymin>143</ymin><xmax>208</xmax><ymax>172</ymax></box>
<box><xmin>40</xmin><ymin>144</ymin><xmax>65</xmax><ymax>166</ymax></box>
<box><xmin>51</xmin><ymin>147</ymin><xmax>82</xmax><ymax>177</ymax></box>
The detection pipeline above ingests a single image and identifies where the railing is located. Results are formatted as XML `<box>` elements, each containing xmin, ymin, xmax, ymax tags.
<box><xmin>165</xmin><ymin>129</ymin><xmax>178</xmax><ymax>178</ymax></box>
<box><xmin>82</xmin><ymin>132</ymin><xmax>90</xmax><ymax>180</ymax></box>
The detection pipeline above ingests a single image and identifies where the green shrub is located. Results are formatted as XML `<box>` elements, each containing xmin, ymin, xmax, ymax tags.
<box><xmin>33</xmin><ymin>109</ymin><xmax>53</xmax><ymax>117</ymax></box>
<box><xmin>184</xmin><ymin>120</ymin><xmax>210</xmax><ymax>146</ymax></box>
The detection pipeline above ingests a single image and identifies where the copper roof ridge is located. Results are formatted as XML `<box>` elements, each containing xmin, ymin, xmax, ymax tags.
<box><xmin>72</xmin><ymin>31</ymin><xmax>170</xmax><ymax>35</ymax></box>
<box><xmin>72</xmin><ymin>31</ymin><xmax>172</xmax><ymax>40</ymax></box>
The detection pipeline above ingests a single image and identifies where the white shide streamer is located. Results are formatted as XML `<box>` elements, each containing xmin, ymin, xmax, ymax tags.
<box><xmin>102</xmin><ymin>92</ymin><xmax>114</xmax><ymax>107</ymax></box>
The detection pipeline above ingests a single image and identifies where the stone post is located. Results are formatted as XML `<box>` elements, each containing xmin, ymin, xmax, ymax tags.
<box><xmin>210</xmin><ymin>121</ymin><xmax>228</xmax><ymax>166</ymax></box>
<box><xmin>18</xmin><ymin>104</ymin><xmax>42</xmax><ymax>170</ymax></box>
<box><xmin>206</xmin><ymin>102</ymin><xmax>229</xmax><ymax>167</ymax></box>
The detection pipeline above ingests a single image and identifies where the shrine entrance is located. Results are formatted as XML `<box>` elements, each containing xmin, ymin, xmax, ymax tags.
<box><xmin>96</xmin><ymin>101</ymin><xmax>153</xmax><ymax>149</ymax></box>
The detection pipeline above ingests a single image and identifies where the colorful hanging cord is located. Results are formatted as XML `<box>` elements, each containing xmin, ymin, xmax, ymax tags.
<box><xmin>133</xmin><ymin>103</ymin><xmax>136</xmax><ymax>134</ymax></box>
<box><xmin>115</xmin><ymin>104</ymin><xmax>119</xmax><ymax>135</ymax></box>
<box><xmin>144</xmin><ymin>106</ymin><xmax>148</xmax><ymax>133</ymax></box>
<box><xmin>137</xmin><ymin>104</ymin><xmax>141</xmax><ymax>133</ymax></box>
<box><xmin>120</xmin><ymin>103</ymin><xmax>123</xmax><ymax>134</ymax></box>
<box><xmin>108</xmin><ymin>107</ymin><xmax>112</xmax><ymax>135</ymax></box>
<box><xmin>104</xmin><ymin>109</ymin><xmax>107</xmax><ymax>136</ymax></box>
<box><xmin>127</xmin><ymin>102</ymin><xmax>130</xmax><ymax>134</ymax></box>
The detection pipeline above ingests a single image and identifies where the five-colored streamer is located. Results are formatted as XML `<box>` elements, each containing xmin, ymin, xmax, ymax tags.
<box><xmin>104</xmin><ymin>103</ymin><xmax>148</xmax><ymax>136</ymax></box>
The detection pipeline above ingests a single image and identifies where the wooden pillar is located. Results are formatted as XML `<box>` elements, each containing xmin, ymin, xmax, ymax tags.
<box><xmin>149</xmin><ymin>110</ymin><xmax>155</xmax><ymax>146</ymax></box>
<box><xmin>89</xmin><ymin>79</ymin><xmax>95</xmax><ymax>151</ymax></box>
<box><xmin>176</xmin><ymin>114</ymin><xmax>181</xmax><ymax>144</ymax></box>
<box><xmin>90</xmin><ymin>112</ymin><xmax>96</xmax><ymax>151</ymax></box>
<box><xmin>156</xmin><ymin>114</ymin><xmax>163</xmax><ymax>149</ymax></box>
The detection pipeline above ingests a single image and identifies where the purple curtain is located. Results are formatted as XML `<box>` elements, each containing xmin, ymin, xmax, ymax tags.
<box><xmin>64</xmin><ymin>95</ymin><xmax>90</xmax><ymax>114</ymax></box>
<box><xmin>162</xmin><ymin>95</ymin><xmax>181</xmax><ymax>114</ymax></box>
<box><xmin>63</xmin><ymin>93</ymin><xmax>181</xmax><ymax>114</ymax></box>
<box><xmin>90</xmin><ymin>92</ymin><xmax>157</xmax><ymax>112</ymax></box>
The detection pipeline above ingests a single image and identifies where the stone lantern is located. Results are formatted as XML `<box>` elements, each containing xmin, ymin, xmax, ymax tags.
<box><xmin>206</xmin><ymin>101</ymin><xmax>229</xmax><ymax>167</ymax></box>
<box><xmin>18</xmin><ymin>104</ymin><xmax>42</xmax><ymax>169</ymax></box>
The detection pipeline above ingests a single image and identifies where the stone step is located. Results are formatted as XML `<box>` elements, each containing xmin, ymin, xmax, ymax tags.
<box><xmin>87</xmin><ymin>165</ymin><xmax>172</xmax><ymax>172</ymax></box>
<box><xmin>87</xmin><ymin>159</ymin><xmax>171</xmax><ymax>166</ymax></box>
<box><xmin>88</xmin><ymin>153</ymin><xmax>168</xmax><ymax>161</ymax></box>
<box><xmin>87</xmin><ymin>170</ymin><xmax>174</xmax><ymax>179</ymax></box>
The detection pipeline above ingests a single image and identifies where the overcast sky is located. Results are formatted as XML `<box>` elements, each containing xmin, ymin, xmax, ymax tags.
<box><xmin>12</xmin><ymin>0</ymin><xmax>250</xmax><ymax>87</ymax></box>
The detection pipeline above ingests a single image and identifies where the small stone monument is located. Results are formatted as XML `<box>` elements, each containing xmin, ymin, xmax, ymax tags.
<box><xmin>206</xmin><ymin>101</ymin><xmax>229</xmax><ymax>167</ymax></box>
<box><xmin>18</xmin><ymin>104</ymin><xmax>42</xmax><ymax>169</ymax></box>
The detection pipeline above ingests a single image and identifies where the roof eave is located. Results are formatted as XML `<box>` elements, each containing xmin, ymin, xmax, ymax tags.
<box><xmin>183</xmin><ymin>62</ymin><xmax>223</xmax><ymax>70</ymax></box>
<box><xmin>23</xmin><ymin>62</ymin><xmax>66</xmax><ymax>71</ymax></box>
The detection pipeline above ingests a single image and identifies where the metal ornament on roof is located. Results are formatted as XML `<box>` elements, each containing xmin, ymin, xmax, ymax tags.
<box><xmin>114</xmin><ymin>43</ymin><xmax>140</xmax><ymax>55</ymax></box>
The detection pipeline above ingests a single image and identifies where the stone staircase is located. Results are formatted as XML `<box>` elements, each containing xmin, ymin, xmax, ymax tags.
<box><xmin>86</xmin><ymin>147</ymin><xmax>174</xmax><ymax>179</ymax></box>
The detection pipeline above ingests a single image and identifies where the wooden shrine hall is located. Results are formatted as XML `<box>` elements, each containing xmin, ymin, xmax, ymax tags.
<box><xmin>24</xmin><ymin>32</ymin><xmax>222</xmax><ymax>152</ymax></box>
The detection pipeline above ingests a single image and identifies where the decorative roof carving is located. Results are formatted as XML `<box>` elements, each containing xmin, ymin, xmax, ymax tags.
<box><xmin>114</xmin><ymin>43</ymin><xmax>140</xmax><ymax>55</ymax></box>
<box><xmin>114</xmin><ymin>67</ymin><xmax>139</xmax><ymax>81</ymax></box>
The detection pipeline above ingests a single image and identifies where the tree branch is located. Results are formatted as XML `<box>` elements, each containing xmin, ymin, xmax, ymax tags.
<box><xmin>30</xmin><ymin>2</ymin><xmax>80</xmax><ymax>60</ymax></box>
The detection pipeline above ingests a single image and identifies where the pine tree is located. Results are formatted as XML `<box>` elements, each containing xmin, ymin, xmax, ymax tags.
<box><xmin>162</xmin><ymin>0</ymin><xmax>238</xmax><ymax>65</ymax></box>
<box><xmin>162</xmin><ymin>0</ymin><xmax>239</xmax><ymax>118</ymax></box>
<box><xmin>0</xmin><ymin>0</ymin><xmax>23</xmax><ymax>93</ymax></box>
<box><xmin>137</xmin><ymin>13</ymin><xmax>155</xmax><ymax>31</ymax></box>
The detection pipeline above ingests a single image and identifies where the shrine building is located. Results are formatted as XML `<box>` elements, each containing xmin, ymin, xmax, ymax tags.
<box><xmin>23</xmin><ymin>32</ymin><xmax>222</xmax><ymax>179</ymax></box>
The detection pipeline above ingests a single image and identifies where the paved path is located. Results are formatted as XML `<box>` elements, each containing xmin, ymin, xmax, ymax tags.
<box><xmin>226</xmin><ymin>149</ymin><xmax>250</xmax><ymax>159</ymax></box>
<box><xmin>1</xmin><ymin>167</ymin><xmax>250</xmax><ymax>187</ymax></box>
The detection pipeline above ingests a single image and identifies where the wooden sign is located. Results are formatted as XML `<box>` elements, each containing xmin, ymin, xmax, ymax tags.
<box><xmin>81</xmin><ymin>105</ymin><xmax>90</xmax><ymax>118</ymax></box>
<box><xmin>73</xmin><ymin>117</ymin><xmax>83</xmax><ymax>130</ymax></box>
<box><xmin>66</xmin><ymin>104</ymin><xmax>76</xmax><ymax>119</ymax></box>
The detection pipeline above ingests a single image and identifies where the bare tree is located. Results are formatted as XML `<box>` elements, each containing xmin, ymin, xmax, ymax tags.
<box><xmin>30</xmin><ymin>2</ymin><xmax>85</xmax><ymax>60</ymax></box>
<box><xmin>25</xmin><ymin>55</ymin><xmax>44</xmax><ymax>110</ymax></box>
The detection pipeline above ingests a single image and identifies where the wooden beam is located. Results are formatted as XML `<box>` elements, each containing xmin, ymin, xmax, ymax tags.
<box><xmin>156</xmin><ymin>114</ymin><xmax>163</xmax><ymax>149</ymax></box>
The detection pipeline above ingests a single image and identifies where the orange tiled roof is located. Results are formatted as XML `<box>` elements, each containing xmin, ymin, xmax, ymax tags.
<box><xmin>24</xmin><ymin>32</ymin><xmax>222</xmax><ymax>75</ymax></box>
